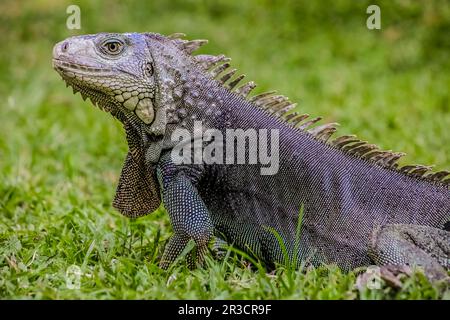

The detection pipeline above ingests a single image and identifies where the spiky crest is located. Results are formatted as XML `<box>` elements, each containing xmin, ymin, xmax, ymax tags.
<box><xmin>170</xmin><ymin>34</ymin><xmax>449</xmax><ymax>187</ymax></box>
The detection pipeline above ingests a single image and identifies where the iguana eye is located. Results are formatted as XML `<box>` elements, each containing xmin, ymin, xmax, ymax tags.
<box><xmin>101</xmin><ymin>39</ymin><xmax>124</xmax><ymax>55</ymax></box>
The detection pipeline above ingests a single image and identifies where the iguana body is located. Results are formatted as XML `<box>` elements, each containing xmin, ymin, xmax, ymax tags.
<box><xmin>52</xmin><ymin>32</ymin><xmax>450</xmax><ymax>280</ymax></box>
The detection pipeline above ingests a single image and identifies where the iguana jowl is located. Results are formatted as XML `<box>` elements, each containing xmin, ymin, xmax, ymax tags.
<box><xmin>52</xmin><ymin>32</ymin><xmax>450</xmax><ymax>280</ymax></box>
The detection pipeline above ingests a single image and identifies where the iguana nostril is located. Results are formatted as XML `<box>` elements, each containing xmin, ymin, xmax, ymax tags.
<box><xmin>61</xmin><ymin>41</ymin><xmax>69</xmax><ymax>52</ymax></box>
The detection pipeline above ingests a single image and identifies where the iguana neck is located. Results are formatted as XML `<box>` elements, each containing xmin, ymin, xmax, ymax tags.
<box><xmin>163</xmin><ymin>73</ymin><xmax>232</xmax><ymax>140</ymax></box>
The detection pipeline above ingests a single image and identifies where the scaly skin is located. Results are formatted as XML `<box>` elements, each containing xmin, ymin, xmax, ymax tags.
<box><xmin>53</xmin><ymin>32</ymin><xmax>450</xmax><ymax>281</ymax></box>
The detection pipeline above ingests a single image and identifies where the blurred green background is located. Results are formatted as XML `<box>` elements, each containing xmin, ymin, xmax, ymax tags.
<box><xmin>0</xmin><ymin>0</ymin><xmax>449</xmax><ymax>299</ymax></box>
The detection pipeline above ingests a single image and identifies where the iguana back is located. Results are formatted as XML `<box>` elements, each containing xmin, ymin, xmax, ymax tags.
<box><xmin>183</xmin><ymin>81</ymin><xmax>449</xmax><ymax>271</ymax></box>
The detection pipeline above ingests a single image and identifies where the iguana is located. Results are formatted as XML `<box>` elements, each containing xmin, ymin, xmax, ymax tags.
<box><xmin>52</xmin><ymin>32</ymin><xmax>450</xmax><ymax>281</ymax></box>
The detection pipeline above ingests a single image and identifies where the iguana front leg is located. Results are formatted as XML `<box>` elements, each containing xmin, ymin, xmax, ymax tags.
<box><xmin>158</xmin><ymin>169</ymin><xmax>213</xmax><ymax>269</ymax></box>
<box><xmin>369</xmin><ymin>224</ymin><xmax>450</xmax><ymax>281</ymax></box>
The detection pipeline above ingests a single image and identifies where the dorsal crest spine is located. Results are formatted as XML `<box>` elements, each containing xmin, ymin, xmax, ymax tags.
<box><xmin>169</xmin><ymin>34</ymin><xmax>450</xmax><ymax>187</ymax></box>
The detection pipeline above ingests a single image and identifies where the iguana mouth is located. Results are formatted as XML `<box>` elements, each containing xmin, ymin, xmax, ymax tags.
<box><xmin>52</xmin><ymin>58</ymin><xmax>113</xmax><ymax>76</ymax></box>
<box><xmin>53</xmin><ymin>63</ymin><xmax>115</xmax><ymax>115</ymax></box>
<box><xmin>52</xmin><ymin>58</ymin><xmax>120</xmax><ymax>115</ymax></box>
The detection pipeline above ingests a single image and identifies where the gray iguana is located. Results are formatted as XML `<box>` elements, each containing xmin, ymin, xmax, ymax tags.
<box><xmin>52</xmin><ymin>32</ymin><xmax>450</xmax><ymax>281</ymax></box>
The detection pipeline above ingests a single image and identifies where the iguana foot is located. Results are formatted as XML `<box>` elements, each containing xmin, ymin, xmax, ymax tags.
<box><xmin>369</xmin><ymin>224</ymin><xmax>450</xmax><ymax>281</ymax></box>
<box><xmin>356</xmin><ymin>265</ymin><xmax>412</xmax><ymax>289</ymax></box>
<box><xmin>378</xmin><ymin>265</ymin><xmax>413</xmax><ymax>288</ymax></box>
<box><xmin>159</xmin><ymin>233</ymin><xmax>190</xmax><ymax>269</ymax></box>
<box><xmin>210</xmin><ymin>236</ymin><xmax>229</xmax><ymax>259</ymax></box>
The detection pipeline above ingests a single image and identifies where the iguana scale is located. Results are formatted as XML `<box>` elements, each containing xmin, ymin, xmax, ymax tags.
<box><xmin>52</xmin><ymin>32</ymin><xmax>450</xmax><ymax>281</ymax></box>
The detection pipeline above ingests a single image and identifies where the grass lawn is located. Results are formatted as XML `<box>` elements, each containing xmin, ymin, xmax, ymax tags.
<box><xmin>0</xmin><ymin>0</ymin><xmax>449</xmax><ymax>299</ymax></box>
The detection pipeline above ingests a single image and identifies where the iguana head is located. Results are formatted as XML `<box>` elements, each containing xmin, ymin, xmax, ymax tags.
<box><xmin>53</xmin><ymin>32</ymin><xmax>207</xmax><ymax>134</ymax></box>
<box><xmin>52</xmin><ymin>32</ymin><xmax>198</xmax><ymax>217</ymax></box>
<box><xmin>53</xmin><ymin>33</ymin><xmax>160</xmax><ymax>126</ymax></box>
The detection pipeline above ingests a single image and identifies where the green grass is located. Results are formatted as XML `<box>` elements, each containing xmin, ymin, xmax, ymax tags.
<box><xmin>0</xmin><ymin>0</ymin><xmax>449</xmax><ymax>299</ymax></box>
